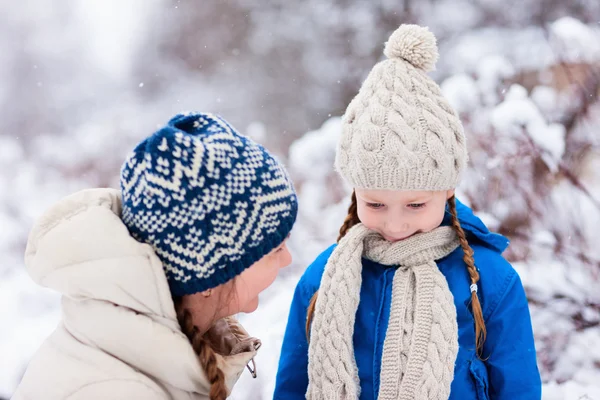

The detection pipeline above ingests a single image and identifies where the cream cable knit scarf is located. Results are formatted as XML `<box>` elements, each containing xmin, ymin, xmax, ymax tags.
<box><xmin>307</xmin><ymin>224</ymin><xmax>460</xmax><ymax>400</ymax></box>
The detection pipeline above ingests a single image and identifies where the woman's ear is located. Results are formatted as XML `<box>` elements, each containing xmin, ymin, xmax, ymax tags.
<box><xmin>446</xmin><ymin>189</ymin><xmax>455</xmax><ymax>200</ymax></box>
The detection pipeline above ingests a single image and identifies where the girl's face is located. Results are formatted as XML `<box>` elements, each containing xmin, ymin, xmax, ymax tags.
<box><xmin>355</xmin><ymin>189</ymin><xmax>455</xmax><ymax>242</ymax></box>
<box><xmin>230</xmin><ymin>239</ymin><xmax>292</xmax><ymax>313</ymax></box>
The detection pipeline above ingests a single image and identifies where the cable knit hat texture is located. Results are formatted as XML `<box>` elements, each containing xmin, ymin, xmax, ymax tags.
<box><xmin>335</xmin><ymin>24</ymin><xmax>468</xmax><ymax>191</ymax></box>
<box><xmin>120</xmin><ymin>112</ymin><xmax>298</xmax><ymax>297</ymax></box>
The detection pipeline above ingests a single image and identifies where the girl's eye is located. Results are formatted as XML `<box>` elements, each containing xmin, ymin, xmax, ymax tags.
<box><xmin>367</xmin><ymin>202</ymin><xmax>384</xmax><ymax>209</ymax></box>
<box><xmin>407</xmin><ymin>203</ymin><xmax>425</xmax><ymax>209</ymax></box>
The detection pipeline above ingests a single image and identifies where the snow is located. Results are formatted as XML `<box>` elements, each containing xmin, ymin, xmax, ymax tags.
<box><xmin>550</xmin><ymin>17</ymin><xmax>600</xmax><ymax>64</ymax></box>
<box><xmin>73</xmin><ymin>0</ymin><xmax>153</xmax><ymax>81</ymax></box>
<box><xmin>543</xmin><ymin>381</ymin><xmax>600</xmax><ymax>400</ymax></box>
<box><xmin>0</xmin><ymin>269</ymin><xmax>60</xmax><ymax>395</ymax></box>
<box><xmin>418</xmin><ymin>0</ymin><xmax>482</xmax><ymax>37</ymax></box>
<box><xmin>288</xmin><ymin>117</ymin><xmax>341</xmax><ymax>181</ymax></box>
<box><xmin>0</xmin><ymin>136</ymin><xmax>23</xmax><ymax>165</ymax></box>
<box><xmin>245</xmin><ymin>122</ymin><xmax>267</xmax><ymax>142</ymax></box>
<box><xmin>491</xmin><ymin>84</ymin><xmax>566</xmax><ymax>171</ymax></box>
<box><xmin>438</xmin><ymin>27</ymin><xmax>556</xmax><ymax>76</ymax></box>
<box><xmin>440</xmin><ymin>74</ymin><xmax>480</xmax><ymax>115</ymax></box>
<box><xmin>230</xmin><ymin>276</ymin><xmax>298</xmax><ymax>400</ymax></box>
<box><xmin>475</xmin><ymin>55</ymin><xmax>515</xmax><ymax>106</ymax></box>
<box><xmin>2</xmin><ymin>2</ymin><xmax>600</xmax><ymax>399</ymax></box>
<box><xmin>531</xmin><ymin>85</ymin><xmax>559</xmax><ymax>117</ymax></box>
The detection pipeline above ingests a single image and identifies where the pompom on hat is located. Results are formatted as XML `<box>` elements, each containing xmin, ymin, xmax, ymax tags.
<box><xmin>335</xmin><ymin>24</ymin><xmax>468</xmax><ymax>191</ymax></box>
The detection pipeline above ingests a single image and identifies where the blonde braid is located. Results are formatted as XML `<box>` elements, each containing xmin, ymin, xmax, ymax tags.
<box><xmin>174</xmin><ymin>298</ymin><xmax>228</xmax><ymax>400</ymax></box>
<box><xmin>447</xmin><ymin>196</ymin><xmax>487</xmax><ymax>356</ymax></box>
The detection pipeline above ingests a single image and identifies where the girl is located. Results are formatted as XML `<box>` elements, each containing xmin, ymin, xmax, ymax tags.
<box><xmin>13</xmin><ymin>112</ymin><xmax>298</xmax><ymax>400</ymax></box>
<box><xmin>275</xmin><ymin>25</ymin><xmax>541</xmax><ymax>399</ymax></box>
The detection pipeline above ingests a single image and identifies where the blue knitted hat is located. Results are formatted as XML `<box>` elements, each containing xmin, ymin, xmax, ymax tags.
<box><xmin>120</xmin><ymin>112</ymin><xmax>298</xmax><ymax>297</ymax></box>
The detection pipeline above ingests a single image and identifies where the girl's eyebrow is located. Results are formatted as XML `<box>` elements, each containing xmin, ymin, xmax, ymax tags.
<box><xmin>357</xmin><ymin>193</ymin><xmax>384</xmax><ymax>203</ymax></box>
<box><xmin>360</xmin><ymin>194</ymin><xmax>433</xmax><ymax>204</ymax></box>
<box><xmin>405</xmin><ymin>195</ymin><xmax>433</xmax><ymax>203</ymax></box>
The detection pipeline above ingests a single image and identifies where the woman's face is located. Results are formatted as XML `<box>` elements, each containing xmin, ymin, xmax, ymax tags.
<box><xmin>180</xmin><ymin>240</ymin><xmax>292</xmax><ymax>331</ymax></box>
<box><xmin>230</xmin><ymin>240</ymin><xmax>292</xmax><ymax>313</ymax></box>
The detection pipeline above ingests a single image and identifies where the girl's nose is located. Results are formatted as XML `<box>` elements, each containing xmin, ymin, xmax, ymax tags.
<box><xmin>384</xmin><ymin>221</ymin><xmax>410</xmax><ymax>234</ymax></box>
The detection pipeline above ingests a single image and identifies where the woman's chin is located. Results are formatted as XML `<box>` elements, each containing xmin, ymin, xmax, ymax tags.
<box><xmin>241</xmin><ymin>298</ymin><xmax>260</xmax><ymax>314</ymax></box>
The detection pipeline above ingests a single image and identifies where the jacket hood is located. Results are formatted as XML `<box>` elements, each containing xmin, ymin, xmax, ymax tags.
<box><xmin>443</xmin><ymin>198</ymin><xmax>509</xmax><ymax>253</ymax></box>
<box><xmin>25</xmin><ymin>188</ymin><xmax>174</xmax><ymax>318</ymax></box>
<box><xmin>24</xmin><ymin>188</ymin><xmax>258</xmax><ymax>395</ymax></box>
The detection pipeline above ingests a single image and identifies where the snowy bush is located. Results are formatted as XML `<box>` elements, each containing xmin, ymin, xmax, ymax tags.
<box><xmin>1</xmin><ymin>0</ymin><xmax>599</xmax><ymax>398</ymax></box>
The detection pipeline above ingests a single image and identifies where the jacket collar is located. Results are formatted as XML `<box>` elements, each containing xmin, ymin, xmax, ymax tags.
<box><xmin>25</xmin><ymin>188</ymin><xmax>260</xmax><ymax>394</ymax></box>
<box><xmin>443</xmin><ymin>197</ymin><xmax>509</xmax><ymax>253</ymax></box>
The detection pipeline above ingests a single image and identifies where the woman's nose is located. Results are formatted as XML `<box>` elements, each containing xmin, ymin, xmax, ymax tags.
<box><xmin>280</xmin><ymin>247</ymin><xmax>292</xmax><ymax>268</ymax></box>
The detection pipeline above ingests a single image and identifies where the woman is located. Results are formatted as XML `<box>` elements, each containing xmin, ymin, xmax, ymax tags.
<box><xmin>13</xmin><ymin>112</ymin><xmax>298</xmax><ymax>400</ymax></box>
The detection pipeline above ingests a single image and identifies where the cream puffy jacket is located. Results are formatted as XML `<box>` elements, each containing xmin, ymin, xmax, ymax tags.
<box><xmin>12</xmin><ymin>188</ymin><xmax>260</xmax><ymax>400</ymax></box>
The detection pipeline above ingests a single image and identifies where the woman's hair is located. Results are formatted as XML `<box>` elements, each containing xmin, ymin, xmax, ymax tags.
<box><xmin>173</xmin><ymin>297</ymin><xmax>228</xmax><ymax>400</ymax></box>
<box><xmin>305</xmin><ymin>191</ymin><xmax>487</xmax><ymax>356</ymax></box>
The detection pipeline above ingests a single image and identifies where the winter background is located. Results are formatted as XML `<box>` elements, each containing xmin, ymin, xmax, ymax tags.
<box><xmin>1</xmin><ymin>1</ymin><xmax>599</xmax><ymax>399</ymax></box>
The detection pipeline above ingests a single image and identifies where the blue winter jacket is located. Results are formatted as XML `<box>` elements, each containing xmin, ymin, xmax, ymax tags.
<box><xmin>274</xmin><ymin>199</ymin><xmax>541</xmax><ymax>400</ymax></box>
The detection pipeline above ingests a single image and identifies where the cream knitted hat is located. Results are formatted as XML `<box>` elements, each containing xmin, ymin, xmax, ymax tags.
<box><xmin>335</xmin><ymin>24</ymin><xmax>468</xmax><ymax>191</ymax></box>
